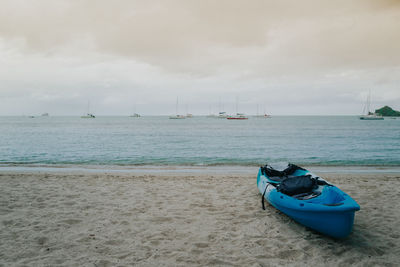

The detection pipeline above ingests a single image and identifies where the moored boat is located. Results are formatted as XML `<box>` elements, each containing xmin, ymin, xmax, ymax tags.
<box><xmin>257</xmin><ymin>164</ymin><xmax>360</xmax><ymax>238</ymax></box>
<box><xmin>169</xmin><ymin>97</ymin><xmax>185</xmax><ymax>119</ymax></box>
<box><xmin>81</xmin><ymin>101</ymin><xmax>95</xmax><ymax>118</ymax></box>
<box><xmin>81</xmin><ymin>113</ymin><xmax>95</xmax><ymax>118</ymax></box>
<box><xmin>129</xmin><ymin>113</ymin><xmax>141</xmax><ymax>118</ymax></box>
<box><xmin>359</xmin><ymin>114</ymin><xmax>384</xmax><ymax>120</ymax></box>
<box><xmin>227</xmin><ymin>113</ymin><xmax>248</xmax><ymax>120</ymax></box>
<box><xmin>360</xmin><ymin>91</ymin><xmax>384</xmax><ymax>120</ymax></box>
<box><xmin>254</xmin><ymin>113</ymin><xmax>271</xmax><ymax>118</ymax></box>
<box><xmin>217</xmin><ymin>111</ymin><xmax>229</xmax><ymax>118</ymax></box>
<box><xmin>169</xmin><ymin>114</ymin><xmax>186</xmax><ymax>119</ymax></box>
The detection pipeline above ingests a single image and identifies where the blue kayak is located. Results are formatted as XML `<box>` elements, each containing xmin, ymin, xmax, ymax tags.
<box><xmin>257</xmin><ymin>164</ymin><xmax>360</xmax><ymax>238</ymax></box>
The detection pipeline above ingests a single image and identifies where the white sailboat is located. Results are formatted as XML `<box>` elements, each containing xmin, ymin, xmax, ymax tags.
<box><xmin>217</xmin><ymin>111</ymin><xmax>229</xmax><ymax>118</ymax></box>
<box><xmin>185</xmin><ymin>105</ymin><xmax>193</xmax><ymax>118</ymax></box>
<box><xmin>129</xmin><ymin>105</ymin><xmax>141</xmax><ymax>117</ymax></box>
<box><xmin>169</xmin><ymin>97</ymin><xmax>185</xmax><ymax>119</ymax></box>
<box><xmin>359</xmin><ymin>91</ymin><xmax>383</xmax><ymax>120</ymax></box>
<box><xmin>81</xmin><ymin>101</ymin><xmax>95</xmax><ymax>118</ymax></box>
<box><xmin>216</xmin><ymin>98</ymin><xmax>228</xmax><ymax>118</ymax></box>
<box><xmin>227</xmin><ymin>97</ymin><xmax>248</xmax><ymax>120</ymax></box>
<box><xmin>255</xmin><ymin>104</ymin><xmax>271</xmax><ymax>118</ymax></box>
<box><xmin>227</xmin><ymin>113</ymin><xmax>248</xmax><ymax>120</ymax></box>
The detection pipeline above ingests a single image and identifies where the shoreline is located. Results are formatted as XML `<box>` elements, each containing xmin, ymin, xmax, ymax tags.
<box><xmin>1</xmin><ymin>163</ymin><xmax>400</xmax><ymax>175</ymax></box>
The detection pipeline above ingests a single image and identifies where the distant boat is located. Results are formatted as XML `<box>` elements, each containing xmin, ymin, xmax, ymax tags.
<box><xmin>169</xmin><ymin>97</ymin><xmax>185</xmax><ymax>119</ymax></box>
<box><xmin>227</xmin><ymin>113</ymin><xmax>248</xmax><ymax>120</ymax></box>
<box><xmin>227</xmin><ymin>97</ymin><xmax>248</xmax><ymax>119</ymax></box>
<box><xmin>217</xmin><ymin>111</ymin><xmax>229</xmax><ymax>118</ymax></box>
<box><xmin>359</xmin><ymin>91</ymin><xmax>383</xmax><ymax>120</ymax></box>
<box><xmin>255</xmin><ymin>104</ymin><xmax>271</xmax><ymax>118</ymax></box>
<box><xmin>169</xmin><ymin>114</ymin><xmax>186</xmax><ymax>119</ymax></box>
<box><xmin>216</xmin><ymin>98</ymin><xmax>229</xmax><ymax>118</ymax></box>
<box><xmin>81</xmin><ymin>113</ymin><xmax>95</xmax><ymax>118</ymax></box>
<box><xmin>81</xmin><ymin>101</ymin><xmax>95</xmax><ymax>118</ymax></box>
<box><xmin>28</xmin><ymin>115</ymin><xmax>35</xmax><ymax>118</ymax></box>
<box><xmin>129</xmin><ymin>104</ymin><xmax>141</xmax><ymax>117</ymax></box>
<box><xmin>360</xmin><ymin>114</ymin><xmax>384</xmax><ymax>120</ymax></box>
<box><xmin>255</xmin><ymin>113</ymin><xmax>271</xmax><ymax>118</ymax></box>
<box><xmin>41</xmin><ymin>113</ymin><xmax>49</xmax><ymax>117</ymax></box>
<box><xmin>185</xmin><ymin>105</ymin><xmax>193</xmax><ymax>118</ymax></box>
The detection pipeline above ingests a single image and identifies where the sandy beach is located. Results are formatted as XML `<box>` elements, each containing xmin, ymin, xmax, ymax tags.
<box><xmin>1</xmin><ymin>169</ymin><xmax>399</xmax><ymax>266</ymax></box>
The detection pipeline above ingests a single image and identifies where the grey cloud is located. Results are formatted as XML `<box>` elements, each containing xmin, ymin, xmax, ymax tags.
<box><xmin>0</xmin><ymin>0</ymin><xmax>400</xmax><ymax>115</ymax></box>
<box><xmin>0</xmin><ymin>0</ymin><xmax>399</xmax><ymax>73</ymax></box>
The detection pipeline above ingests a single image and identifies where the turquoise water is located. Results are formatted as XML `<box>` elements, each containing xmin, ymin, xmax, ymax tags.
<box><xmin>0</xmin><ymin>116</ymin><xmax>399</xmax><ymax>166</ymax></box>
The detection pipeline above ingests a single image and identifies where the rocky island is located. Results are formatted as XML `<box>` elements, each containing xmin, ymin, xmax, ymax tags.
<box><xmin>375</xmin><ymin>106</ymin><xmax>400</xmax><ymax>117</ymax></box>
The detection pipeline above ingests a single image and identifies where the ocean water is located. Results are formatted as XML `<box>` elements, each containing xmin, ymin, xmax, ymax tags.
<box><xmin>0</xmin><ymin>116</ymin><xmax>399</xmax><ymax>167</ymax></box>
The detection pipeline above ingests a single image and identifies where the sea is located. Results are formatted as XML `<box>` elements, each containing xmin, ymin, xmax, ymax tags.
<box><xmin>0</xmin><ymin>116</ymin><xmax>399</xmax><ymax>170</ymax></box>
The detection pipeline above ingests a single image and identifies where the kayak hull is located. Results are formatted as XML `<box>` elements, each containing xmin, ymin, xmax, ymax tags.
<box><xmin>257</xmin><ymin>168</ymin><xmax>360</xmax><ymax>238</ymax></box>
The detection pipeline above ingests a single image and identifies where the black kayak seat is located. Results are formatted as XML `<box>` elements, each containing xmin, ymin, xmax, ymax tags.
<box><xmin>261</xmin><ymin>163</ymin><xmax>306</xmax><ymax>178</ymax></box>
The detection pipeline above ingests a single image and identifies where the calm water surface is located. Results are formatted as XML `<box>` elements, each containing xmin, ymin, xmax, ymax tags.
<box><xmin>0</xmin><ymin>116</ymin><xmax>399</xmax><ymax>166</ymax></box>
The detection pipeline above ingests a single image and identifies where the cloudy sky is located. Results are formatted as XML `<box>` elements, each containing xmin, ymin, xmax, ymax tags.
<box><xmin>0</xmin><ymin>0</ymin><xmax>399</xmax><ymax>115</ymax></box>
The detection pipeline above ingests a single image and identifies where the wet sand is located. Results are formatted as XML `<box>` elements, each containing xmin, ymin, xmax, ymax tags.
<box><xmin>0</xmin><ymin>170</ymin><xmax>399</xmax><ymax>266</ymax></box>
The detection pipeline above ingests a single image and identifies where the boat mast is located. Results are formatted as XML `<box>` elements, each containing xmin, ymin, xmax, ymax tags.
<box><xmin>236</xmin><ymin>96</ymin><xmax>238</xmax><ymax>114</ymax></box>
<box><xmin>367</xmin><ymin>90</ymin><xmax>371</xmax><ymax>114</ymax></box>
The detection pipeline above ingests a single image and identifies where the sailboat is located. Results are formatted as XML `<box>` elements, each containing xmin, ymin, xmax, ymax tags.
<box><xmin>81</xmin><ymin>101</ymin><xmax>95</xmax><ymax>118</ymax></box>
<box><xmin>217</xmin><ymin>98</ymin><xmax>228</xmax><ymax>118</ymax></box>
<box><xmin>227</xmin><ymin>97</ymin><xmax>248</xmax><ymax>120</ymax></box>
<box><xmin>359</xmin><ymin>91</ymin><xmax>383</xmax><ymax>120</ymax></box>
<box><xmin>169</xmin><ymin>97</ymin><xmax>185</xmax><ymax>119</ymax></box>
<box><xmin>217</xmin><ymin>111</ymin><xmax>229</xmax><ymax>118</ymax></box>
<box><xmin>255</xmin><ymin>104</ymin><xmax>271</xmax><ymax>118</ymax></box>
<box><xmin>129</xmin><ymin>105</ymin><xmax>141</xmax><ymax>117</ymax></box>
<box><xmin>185</xmin><ymin>105</ymin><xmax>193</xmax><ymax>118</ymax></box>
<box><xmin>227</xmin><ymin>113</ymin><xmax>248</xmax><ymax>120</ymax></box>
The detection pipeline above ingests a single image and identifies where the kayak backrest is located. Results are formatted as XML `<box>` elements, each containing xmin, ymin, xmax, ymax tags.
<box><xmin>261</xmin><ymin>165</ymin><xmax>285</xmax><ymax>177</ymax></box>
<box><xmin>283</xmin><ymin>163</ymin><xmax>307</xmax><ymax>176</ymax></box>
<box><xmin>261</xmin><ymin>163</ymin><xmax>307</xmax><ymax>178</ymax></box>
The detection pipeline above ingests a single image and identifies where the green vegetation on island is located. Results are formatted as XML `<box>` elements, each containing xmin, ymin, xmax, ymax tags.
<box><xmin>375</xmin><ymin>106</ymin><xmax>400</xmax><ymax>117</ymax></box>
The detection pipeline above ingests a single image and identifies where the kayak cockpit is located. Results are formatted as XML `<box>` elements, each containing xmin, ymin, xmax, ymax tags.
<box><xmin>301</xmin><ymin>186</ymin><xmax>345</xmax><ymax>205</ymax></box>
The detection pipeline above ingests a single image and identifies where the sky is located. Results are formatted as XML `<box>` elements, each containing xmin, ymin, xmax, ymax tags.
<box><xmin>0</xmin><ymin>0</ymin><xmax>399</xmax><ymax>115</ymax></box>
